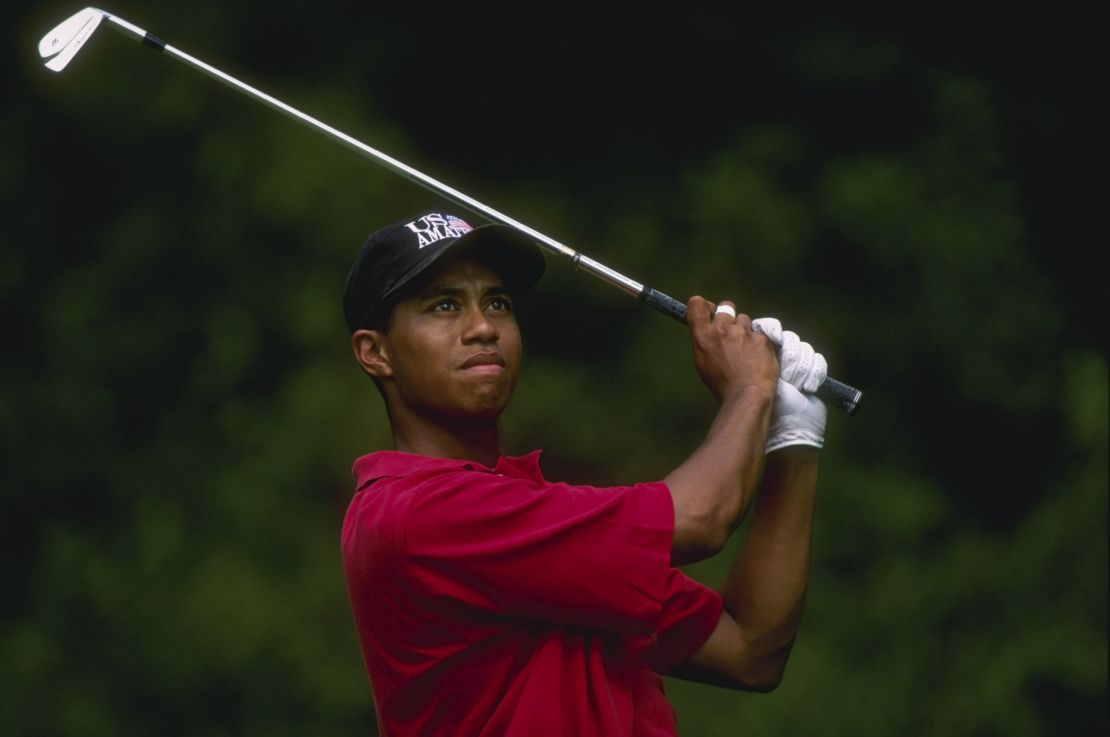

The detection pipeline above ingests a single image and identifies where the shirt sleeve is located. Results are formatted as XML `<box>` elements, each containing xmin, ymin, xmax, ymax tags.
<box><xmin>401</xmin><ymin>468</ymin><xmax>676</xmax><ymax>635</ymax></box>
<box><xmin>649</xmin><ymin>568</ymin><xmax>724</xmax><ymax>673</ymax></box>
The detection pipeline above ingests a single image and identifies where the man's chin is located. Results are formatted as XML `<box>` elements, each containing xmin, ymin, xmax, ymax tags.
<box><xmin>434</xmin><ymin>392</ymin><xmax>512</xmax><ymax>423</ymax></box>
<box><xmin>467</xmin><ymin>396</ymin><xmax>512</xmax><ymax>420</ymax></box>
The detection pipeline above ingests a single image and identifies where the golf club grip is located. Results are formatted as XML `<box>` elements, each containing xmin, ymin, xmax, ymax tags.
<box><xmin>639</xmin><ymin>287</ymin><xmax>863</xmax><ymax>415</ymax></box>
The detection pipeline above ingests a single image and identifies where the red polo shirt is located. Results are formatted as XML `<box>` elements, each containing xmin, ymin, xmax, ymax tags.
<box><xmin>341</xmin><ymin>450</ymin><xmax>723</xmax><ymax>737</ymax></box>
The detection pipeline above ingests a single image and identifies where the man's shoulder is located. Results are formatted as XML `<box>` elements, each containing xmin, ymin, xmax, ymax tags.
<box><xmin>343</xmin><ymin>450</ymin><xmax>552</xmax><ymax>551</ymax></box>
<box><xmin>351</xmin><ymin>450</ymin><xmax>471</xmax><ymax>489</ymax></box>
<box><xmin>351</xmin><ymin>449</ymin><xmax>546</xmax><ymax>491</ymax></box>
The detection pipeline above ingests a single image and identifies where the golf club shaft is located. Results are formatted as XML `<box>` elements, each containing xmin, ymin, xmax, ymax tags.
<box><xmin>99</xmin><ymin>12</ymin><xmax>863</xmax><ymax>416</ymax></box>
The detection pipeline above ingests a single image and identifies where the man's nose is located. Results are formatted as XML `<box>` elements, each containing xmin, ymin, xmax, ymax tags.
<box><xmin>461</xmin><ymin>305</ymin><xmax>499</xmax><ymax>342</ymax></box>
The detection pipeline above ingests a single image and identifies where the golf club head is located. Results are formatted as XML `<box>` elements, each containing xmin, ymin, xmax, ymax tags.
<box><xmin>39</xmin><ymin>7</ymin><xmax>104</xmax><ymax>72</ymax></box>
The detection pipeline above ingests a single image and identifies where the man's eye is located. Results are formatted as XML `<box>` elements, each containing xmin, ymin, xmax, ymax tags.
<box><xmin>431</xmin><ymin>300</ymin><xmax>456</xmax><ymax>312</ymax></box>
<box><xmin>488</xmin><ymin>297</ymin><xmax>513</xmax><ymax>312</ymax></box>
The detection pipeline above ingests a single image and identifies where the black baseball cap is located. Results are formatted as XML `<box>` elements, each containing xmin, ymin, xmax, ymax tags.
<box><xmin>342</xmin><ymin>211</ymin><xmax>545</xmax><ymax>333</ymax></box>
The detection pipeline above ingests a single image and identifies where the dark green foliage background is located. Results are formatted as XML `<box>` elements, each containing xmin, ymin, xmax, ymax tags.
<box><xmin>4</xmin><ymin>2</ymin><xmax>1106</xmax><ymax>735</ymax></box>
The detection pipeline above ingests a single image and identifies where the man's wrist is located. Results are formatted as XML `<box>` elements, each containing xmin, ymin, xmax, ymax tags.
<box><xmin>766</xmin><ymin>436</ymin><xmax>823</xmax><ymax>454</ymax></box>
<box><xmin>720</xmin><ymin>383</ymin><xmax>776</xmax><ymax>414</ymax></box>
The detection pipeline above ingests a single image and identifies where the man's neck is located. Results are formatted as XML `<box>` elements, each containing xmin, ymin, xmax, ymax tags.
<box><xmin>390</xmin><ymin>413</ymin><xmax>504</xmax><ymax>468</ymax></box>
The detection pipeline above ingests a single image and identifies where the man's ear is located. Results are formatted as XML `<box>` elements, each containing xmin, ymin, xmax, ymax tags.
<box><xmin>351</xmin><ymin>329</ymin><xmax>393</xmax><ymax>379</ymax></box>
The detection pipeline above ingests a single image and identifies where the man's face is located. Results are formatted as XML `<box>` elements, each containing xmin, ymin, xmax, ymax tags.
<box><xmin>374</xmin><ymin>252</ymin><xmax>522</xmax><ymax>422</ymax></box>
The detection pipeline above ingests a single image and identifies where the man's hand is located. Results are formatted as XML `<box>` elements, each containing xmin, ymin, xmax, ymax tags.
<box><xmin>752</xmin><ymin>317</ymin><xmax>828</xmax><ymax>452</ymax></box>
<box><xmin>765</xmin><ymin>383</ymin><xmax>826</xmax><ymax>452</ymax></box>
<box><xmin>688</xmin><ymin>297</ymin><xmax>779</xmax><ymax>405</ymax></box>
<box><xmin>750</xmin><ymin>318</ymin><xmax>826</xmax><ymax>393</ymax></box>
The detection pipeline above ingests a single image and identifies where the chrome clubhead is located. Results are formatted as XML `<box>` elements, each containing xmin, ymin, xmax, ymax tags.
<box><xmin>39</xmin><ymin>7</ymin><xmax>104</xmax><ymax>72</ymax></box>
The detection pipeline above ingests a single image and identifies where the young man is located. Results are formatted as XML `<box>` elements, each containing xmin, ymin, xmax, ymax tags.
<box><xmin>340</xmin><ymin>210</ymin><xmax>829</xmax><ymax>736</ymax></box>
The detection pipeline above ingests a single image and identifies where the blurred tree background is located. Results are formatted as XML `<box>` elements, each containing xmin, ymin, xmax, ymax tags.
<box><xmin>4</xmin><ymin>2</ymin><xmax>1106</xmax><ymax>735</ymax></box>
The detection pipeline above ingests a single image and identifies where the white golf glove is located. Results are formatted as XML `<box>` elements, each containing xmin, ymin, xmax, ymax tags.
<box><xmin>752</xmin><ymin>317</ymin><xmax>828</xmax><ymax>452</ymax></box>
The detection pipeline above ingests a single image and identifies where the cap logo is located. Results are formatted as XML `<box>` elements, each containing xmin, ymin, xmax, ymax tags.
<box><xmin>404</xmin><ymin>213</ymin><xmax>474</xmax><ymax>248</ymax></box>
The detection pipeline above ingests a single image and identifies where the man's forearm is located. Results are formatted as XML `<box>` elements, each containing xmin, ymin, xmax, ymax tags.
<box><xmin>664</xmin><ymin>386</ymin><xmax>774</xmax><ymax>565</ymax></box>
<box><xmin>720</xmin><ymin>447</ymin><xmax>820</xmax><ymax>679</ymax></box>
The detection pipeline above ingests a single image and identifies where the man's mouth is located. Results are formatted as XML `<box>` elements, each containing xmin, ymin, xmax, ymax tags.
<box><xmin>459</xmin><ymin>352</ymin><xmax>506</xmax><ymax>372</ymax></box>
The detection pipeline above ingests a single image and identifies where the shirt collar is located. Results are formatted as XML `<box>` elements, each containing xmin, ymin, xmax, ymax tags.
<box><xmin>352</xmin><ymin>449</ymin><xmax>545</xmax><ymax>489</ymax></box>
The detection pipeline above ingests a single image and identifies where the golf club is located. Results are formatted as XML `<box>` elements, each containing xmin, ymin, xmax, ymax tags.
<box><xmin>38</xmin><ymin>6</ymin><xmax>863</xmax><ymax>415</ymax></box>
